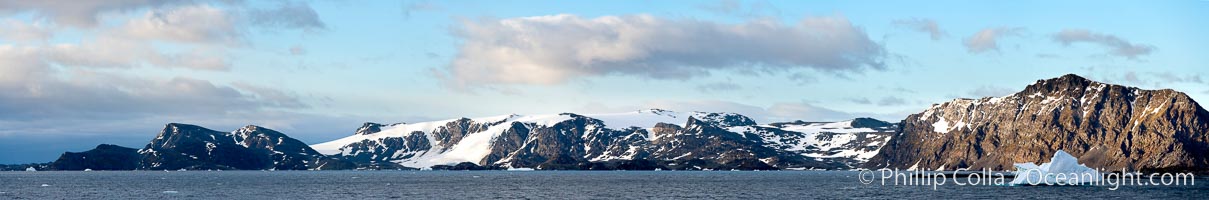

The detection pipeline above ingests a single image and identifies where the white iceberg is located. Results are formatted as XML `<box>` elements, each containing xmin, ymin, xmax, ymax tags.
<box><xmin>1009</xmin><ymin>150</ymin><xmax>1102</xmax><ymax>185</ymax></box>
<box><xmin>25</xmin><ymin>167</ymin><xmax>36</xmax><ymax>172</ymax></box>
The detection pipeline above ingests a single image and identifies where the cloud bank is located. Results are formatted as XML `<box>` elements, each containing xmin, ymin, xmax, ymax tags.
<box><xmin>441</xmin><ymin>14</ymin><xmax>886</xmax><ymax>88</ymax></box>
<box><xmin>0</xmin><ymin>0</ymin><xmax>187</xmax><ymax>27</ymax></box>
<box><xmin>0</xmin><ymin>1</ymin><xmax>333</xmax><ymax>142</ymax></box>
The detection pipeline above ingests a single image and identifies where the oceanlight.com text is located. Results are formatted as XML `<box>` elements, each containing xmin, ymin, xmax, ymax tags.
<box><xmin>857</xmin><ymin>168</ymin><xmax>1195</xmax><ymax>190</ymax></box>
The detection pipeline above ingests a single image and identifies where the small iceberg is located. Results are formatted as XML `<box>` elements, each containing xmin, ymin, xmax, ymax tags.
<box><xmin>40</xmin><ymin>184</ymin><xmax>50</xmax><ymax>187</ymax></box>
<box><xmin>506</xmin><ymin>168</ymin><xmax>535</xmax><ymax>171</ymax></box>
<box><xmin>25</xmin><ymin>167</ymin><xmax>36</xmax><ymax>172</ymax></box>
<box><xmin>162</xmin><ymin>191</ymin><xmax>179</xmax><ymax>194</ymax></box>
<box><xmin>84</xmin><ymin>169</ymin><xmax>92</xmax><ymax>172</ymax></box>
<box><xmin>1009</xmin><ymin>150</ymin><xmax>1103</xmax><ymax>185</ymax></box>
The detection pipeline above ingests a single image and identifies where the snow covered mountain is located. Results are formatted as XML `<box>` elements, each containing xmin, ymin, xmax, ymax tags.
<box><xmin>138</xmin><ymin>123</ymin><xmax>347</xmax><ymax>170</ymax></box>
<box><xmin>29</xmin><ymin>110</ymin><xmax>895</xmax><ymax>171</ymax></box>
<box><xmin>313</xmin><ymin>109</ymin><xmax>895</xmax><ymax>170</ymax></box>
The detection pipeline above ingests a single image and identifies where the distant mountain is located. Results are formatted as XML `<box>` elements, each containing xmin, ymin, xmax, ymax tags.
<box><xmin>49</xmin><ymin>144</ymin><xmax>140</xmax><ymax>170</ymax></box>
<box><xmin>313</xmin><ymin>109</ymin><xmax>895</xmax><ymax>170</ymax></box>
<box><xmin>36</xmin><ymin>113</ymin><xmax>892</xmax><ymax>171</ymax></box>
<box><xmin>866</xmin><ymin>74</ymin><xmax>1209</xmax><ymax>172</ymax></box>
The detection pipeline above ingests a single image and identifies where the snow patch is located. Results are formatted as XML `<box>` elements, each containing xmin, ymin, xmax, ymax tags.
<box><xmin>932</xmin><ymin>117</ymin><xmax>951</xmax><ymax>133</ymax></box>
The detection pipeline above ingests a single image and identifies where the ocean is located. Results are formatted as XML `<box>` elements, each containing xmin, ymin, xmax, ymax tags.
<box><xmin>0</xmin><ymin>171</ymin><xmax>1204</xmax><ymax>199</ymax></box>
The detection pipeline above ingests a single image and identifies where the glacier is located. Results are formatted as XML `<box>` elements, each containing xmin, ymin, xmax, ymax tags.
<box><xmin>1009</xmin><ymin>150</ymin><xmax>1103</xmax><ymax>185</ymax></box>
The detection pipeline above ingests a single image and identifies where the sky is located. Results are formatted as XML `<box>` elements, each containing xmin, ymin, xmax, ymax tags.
<box><xmin>1</xmin><ymin>0</ymin><xmax>1207</xmax><ymax>164</ymax></box>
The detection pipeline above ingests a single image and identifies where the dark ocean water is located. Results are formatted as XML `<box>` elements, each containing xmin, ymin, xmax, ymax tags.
<box><xmin>0</xmin><ymin>171</ymin><xmax>1204</xmax><ymax>199</ymax></box>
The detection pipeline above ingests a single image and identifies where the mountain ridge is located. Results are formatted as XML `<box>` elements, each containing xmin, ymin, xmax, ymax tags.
<box><xmin>21</xmin><ymin>74</ymin><xmax>1209</xmax><ymax>172</ymax></box>
<box><xmin>313</xmin><ymin>109</ymin><xmax>894</xmax><ymax>170</ymax></box>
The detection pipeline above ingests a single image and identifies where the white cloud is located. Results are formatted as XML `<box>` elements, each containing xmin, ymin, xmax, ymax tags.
<box><xmin>0</xmin><ymin>50</ymin><xmax>302</xmax><ymax>121</ymax></box>
<box><xmin>698</xmin><ymin>0</ymin><xmax>781</xmax><ymax>19</ymax></box>
<box><xmin>442</xmin><ymin>14</ymin><xmax>886</xmax><ymax>88</ymax></box>
<box><xmin>893</xmin><ymin>18</ymin><xmax>944</xmax><ymax>40</ymax></box>
<box><xmin>964</xmin><ymin>27</ymin><xmax>1024</xmax><ymax>53</ymax></box>
<box><xmin>0</xmin><ymin>19</ymin><xmax>54</xmax><ymax>42</ymax></box>
<box><xmin>0</xmin><ymin>46</ymin><xmax>53</xmax><ymax>84</ymax></box>
<box><xmin>0</xmin><ymin>0</ymin><xmax>186</xmax><ymax>27</ymax></box>
<box><xmin>1052</xmin><ymin>29</ymin><xmax>1155</xmax><ymax>59</ymax></box>
<box><xmin>119</xmin><ymin>5</ymin><xmax>241</xmax><ymax>45</ymax></box>
<box><xmin>44</xmin><ymin>36</ymin><xmax>230</xmax><ymax>70</ymax></box>
<box><xmin>1</xmin><ymin>2</ymin><xmax>328</xmax><ymax>71</ymax></box>
<box><xmin>0</xmin><ymin>1</ymin><xmax>349</xmax><ymax>161</ymax></box>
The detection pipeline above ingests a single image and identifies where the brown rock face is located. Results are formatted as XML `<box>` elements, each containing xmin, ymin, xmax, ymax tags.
<box><xmin>866</xmin><ymin>74</ymin><xmax>1209</xmax><ymax>172</ymax></box>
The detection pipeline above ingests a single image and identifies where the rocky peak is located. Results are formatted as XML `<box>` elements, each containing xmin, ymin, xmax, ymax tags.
<box><xmin>693</xmin><ymin>112</ymin><xmax>757</xmax><ymax>127</ymax></box>
<box><xmin>234</xmin><ymin>125</ymin><xmax>268</xmax><ymax>135</ymax></box>
<box><xmin>849</xmin><ymin>118</ymin><xmax>892</xmax><ymax>129</ymax></box>
<box><xmin>93</xmin><ymin>144</ymin><xmax>132</xmax><ymax>151</ymax></box>
<box><xmin>160</xmin><ymin>123</ymin><xmax>216</xmax><ymax>138</ymax></box>
<box><xmin>683</xmin><ymin>116</ymin><xmax>706</xmax><ymax>130</ymax></box>
<box><xmin>355</xmin><ymin>122</ymin><xmax>385</xmax><ymax>135</ymax></box>
<box><xmin>650</xmin><ymin>122</ymin><xmax>682</xmax><ymax>139</ymax></box>
<box><xmin>1019</xmin><ymin>73</ymin><xmax>1099</xmax><ymax>96</ymax></box>
<box><xmin>639</xmin><ymin>108</ymin><xmax>676</xmax><ymax>117</ymax></box>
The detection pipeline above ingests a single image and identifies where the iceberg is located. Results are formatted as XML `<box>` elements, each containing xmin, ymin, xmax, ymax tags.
<box><xmin>1009</xmin><ymin>150</ymin><xmax>1103</xmax><ymax>185</ymax></box>
<box><xmin>25</xmin><ymin>167</ymin><xmax>36</xmax><ymax>172</ymax></box>
<box><xmin>506</xmin><ymin>167</ymin><xmax>535</xmax><ymax>171</ymax></box>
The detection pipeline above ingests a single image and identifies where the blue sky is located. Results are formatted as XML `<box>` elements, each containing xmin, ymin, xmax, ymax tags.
<box><xmin>1</xmin><ymin>0</ymin><xmax>1206</xmax><ymax>163</ymax></box>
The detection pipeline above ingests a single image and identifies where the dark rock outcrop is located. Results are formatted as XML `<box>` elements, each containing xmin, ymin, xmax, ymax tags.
<box><xmin>430</xmin><ymin>162</ymin><xmax>503</xmax><ymax>170</ymax></box>
<box><xmin>867</xmin><ymin>74</ymin><xmax>1209</xmax><ymax>172</ymax></box>
<box><xmin>49</xmin><ymin>144</ymin><xmax>139</xmax><ymax>170</ymax></box>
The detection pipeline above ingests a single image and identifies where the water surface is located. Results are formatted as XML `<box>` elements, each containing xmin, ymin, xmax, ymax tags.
<box><xmin>0</xmin><ymin>171</ymin><xmax>1204</xmax><ymax>199</ymax></box>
